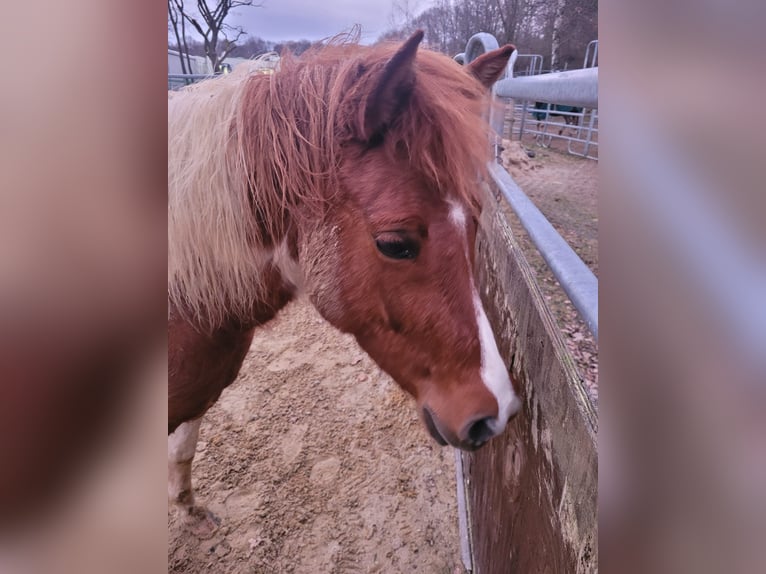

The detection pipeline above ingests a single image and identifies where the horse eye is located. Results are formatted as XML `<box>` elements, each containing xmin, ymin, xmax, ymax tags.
<box><xmin>375</xmin><ymin>238</ymin><xmax>420</xmax><ymax>260</ymax></box>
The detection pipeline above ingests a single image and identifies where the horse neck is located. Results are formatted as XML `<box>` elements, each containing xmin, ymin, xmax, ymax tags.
<box><xmin>168</xmin><ymin>72</ymin><xmax>311</xmax><ymax>330</ymax></box>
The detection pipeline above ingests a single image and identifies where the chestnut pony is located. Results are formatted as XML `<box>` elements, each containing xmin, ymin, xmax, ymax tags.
<box><xmin>168</xmin><ymin>31</ymin><xmax>520</xmax><ymax>526</ymax></box>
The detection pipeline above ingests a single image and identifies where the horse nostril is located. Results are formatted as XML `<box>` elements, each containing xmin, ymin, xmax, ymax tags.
<box><xmin>466</xmin><ymin>417</ymin><xmax>496</xmax><ymax>445</ymax></box>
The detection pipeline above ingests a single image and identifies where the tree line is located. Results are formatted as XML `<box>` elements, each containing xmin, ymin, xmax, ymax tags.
<box><xmin>379</xmin><ymin>0</ymin><xmax>597</xmax><ymax>71</ymax></box>
<box><xmin>169</xmin><ymin>0</ymin><xmax>596</xmax><ymax>74</ymax></box>
<box><xmin>168</xmin><ymin>36</ymin><xmax>313</xmax><ymax>62</ymax></box>
<box><xmin>168</xmin><ymin>0</ymin><xmax>313</xmax><ymax>73</ymax></box>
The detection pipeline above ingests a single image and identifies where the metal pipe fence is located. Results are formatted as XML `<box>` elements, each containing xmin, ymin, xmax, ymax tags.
<box><xmin>458</xmin><ymin>32</ymin><xmax>600</xmax><ymax>341</ymax></box>
<box><xmin>584</xmin><ymin>40</ymin><xmax>599</xmax><ymax>68</ymax></box>
<box><xmin>456</xmin><ymin>35</ymin><xmax>599</xmax><ymax>574</ymax></box>
<box><xmin>495</xmin><ymin>67</ymin><xmax>598</xmax><ymax>108</ymax></box>
<box><xmin>488</xmin><ymin>162</ymin><xmax>599</xmax><ymax>340</ymax></box>
<box><xmin>168</xmin><ymin>73</ymin><xmax>215</xmax><ymax>90</ymax></box>
<box><xmin>511</xmin><ymin>103</ymin><xmax>599</xmax><ymax>160</ymax></box>
<box><xmin>514</xmin><ymin>54</ymin><xmax>544</xmax><ymax>77</ymax></box>
<box><xmin>490</xmin><ymin>43</ymin><xmax>599</xmax><ymax>161</ymax></box>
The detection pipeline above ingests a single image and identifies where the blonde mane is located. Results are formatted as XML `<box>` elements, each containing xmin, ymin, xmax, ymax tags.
<box><xmin>168</xmin><ymin>36</ymin><xmax>494</xmax><ymax>329</ymax></box>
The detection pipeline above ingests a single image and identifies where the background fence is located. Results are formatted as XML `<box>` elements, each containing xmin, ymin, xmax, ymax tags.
<box><xmin>455</xmin><ymin>32</ymin><xmax>599</xmax><ymax>574</ymax></box>
<box><xmin>466</xmin><ymin>184</ymin><xmax>598</xmax><ymax>573</ymax></box>
<box><xmin>498</xmin><ymin>41</ymin><xmax>599</xmax><ymax>160</ymax></box>
<box><xmin>168</xmin><ymin>73</ymin><xmax>214</xmax><ymax>91</ymax></box>
<box><xmin>168</xmin><ymin>55</ymin><xmax>278</xmax><ymax>91</ymax></box>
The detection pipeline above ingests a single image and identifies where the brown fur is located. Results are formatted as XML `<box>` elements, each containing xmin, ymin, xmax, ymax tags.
<box><xmin>168</xmin><ymin>31</ymin><xmax>516</xmax><ymax>449</ymax></box>
<box><xmin>168</xmin><ymin>32</ymin><xmax>505</xmax><ymax>331</ymax></box>
<box><xmin>168</xmin><ymin>261</ymin><xmax>294</xmax><ymax>432</ymax></box>
<box><xmin>236</xmin><ymin>35</ymin><xmax>494</xmax><ymax>231</ymax></box>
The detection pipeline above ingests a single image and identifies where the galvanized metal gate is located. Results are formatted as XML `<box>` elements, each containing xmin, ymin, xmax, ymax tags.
<box><xmin>457</xmin><ymin>38</ymin><xmax>599</xmax><ymax>160</ymax></box>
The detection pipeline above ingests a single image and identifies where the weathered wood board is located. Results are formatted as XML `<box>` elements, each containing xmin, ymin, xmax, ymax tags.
<box><xmin>462</xmin><ymin>184</ymin><xmax>598</xmax><ymax>573</ymax></box>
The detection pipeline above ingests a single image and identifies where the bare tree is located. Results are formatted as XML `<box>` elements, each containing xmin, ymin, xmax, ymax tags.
<box><xmin>230</xmin><ymin>35</ymin><xmax>271</xmax><ymax>58</ymax></box>
<box><xmin>183</xmin><ymin>0</ymin><xmax>262</xmax><ymax>72</ymax></box>
<box><xmin>388</xmin><ymin>0</ymin><xmax>422</xmax><ymax>29</ymax></box>
<box><xmin>378</xmin><ymin>0</ymin><xmax>596</xmax><ymax>71</ymax></box>
<box><xmin>556</xmin><ymin>0</ymin><xmax>597</xmax><ymax>69</ymax></box>
<box><xmin>168</xmin><ymin>38</ymin><xmax>208</xmax><ymax>57</ymax></box>
<box><xmin>492</xmin><ymin>0</ymin><xmax>548</xmax><ymax>45</ymax></box>
<box><xmin>273</xmin><ymin>39</ymin><xmax>313</xmax><ymax>57</ymax></box>
<box><xmin>549</xmin><ymin>0</ymin><xmax>566</xmax><ymax>69</ymax></box>
<box><xmin>168</xmin><ymin>0</ymin><xmax>193</xmax><ymax>73</ymax></box>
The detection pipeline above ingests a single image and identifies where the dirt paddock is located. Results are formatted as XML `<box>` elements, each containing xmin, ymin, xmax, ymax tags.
<box><xmin>168</xmin><ymin>300</ymin><xmax>464</xmax><ymax>573</ymax></box>
<box><xmin>499</xmin><ymin>141</ymin><xmax>599</xmax><ymax>402</ymax></box>
<box><xmin>169</xmin><ymin>147</ymin><xmax>598</xmax><ymax>572</ymax></box>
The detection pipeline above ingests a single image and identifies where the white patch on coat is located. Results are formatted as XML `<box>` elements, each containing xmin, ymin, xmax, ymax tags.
<box><xmin>168</xmin><ymin>419</ymin><xmax>202</xmax><ymax>506</ymax></box>
<box><xmin>273</xmin><ymin>237</ymin><xmax>304</xmax><ymax>292</ymax></box>
<box><xmin>448</xmin><ymin>200</ymin><xmax>467</xmax><ymax>231</ymax></box>
<box><xmin>168</xmin><ymin>418</ymin><xmax>202</xmax><ymax>463</ymax></box>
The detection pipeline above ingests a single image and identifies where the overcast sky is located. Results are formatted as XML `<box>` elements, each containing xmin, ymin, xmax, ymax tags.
<box><xmin>228</xmin><ymin>0</ymin><xmax>425</xmax><ymax>43</ymax></box>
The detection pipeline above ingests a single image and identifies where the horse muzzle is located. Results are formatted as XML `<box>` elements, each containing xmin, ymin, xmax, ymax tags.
<box><xmin>421</xmin><ymin>406</ymin><xmax>512</xmax><ymax>451</ymax></box>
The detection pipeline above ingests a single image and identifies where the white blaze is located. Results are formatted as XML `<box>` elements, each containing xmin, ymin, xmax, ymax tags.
<box><xmin>449</xmin><ymin>200</ymin><xmax>521</xmax><ymax>434</ymax></box>
<box><xmin>473</xmin><ymin>288</ymin><xmax>520</xmax><ymax>432</ymax></box>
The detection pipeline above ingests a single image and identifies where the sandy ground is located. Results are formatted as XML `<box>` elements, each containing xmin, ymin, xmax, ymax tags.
<box><xmin>168</xmin><ymin>141</ymin><xmax>598</xmax><ymax>572</ymax></box>
<box><xmin>168</xmin><ymin>300</ymin><xmax>464</xmax><ymax>573</ymax></box>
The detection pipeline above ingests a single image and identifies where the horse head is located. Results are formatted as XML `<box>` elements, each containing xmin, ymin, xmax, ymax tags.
<box><xmin>299</xmin><ymin>32</ymin><xmax>521</xmax><ymax>450</ymax></box>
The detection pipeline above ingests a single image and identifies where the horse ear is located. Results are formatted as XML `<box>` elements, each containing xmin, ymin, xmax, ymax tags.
<box><xmin>363</xmin><ymin>29</ymin><xmax>424</xmax><ymax>140</ymax></box>
<box><xmin>468</xmin><ymin>44</ymin><xmax>516</xmax><ymax>88</ymax></box>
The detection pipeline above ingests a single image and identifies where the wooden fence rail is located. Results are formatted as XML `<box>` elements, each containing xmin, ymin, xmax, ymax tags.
<box><xmin>461</xmin><ymin>184</ymin><xmax>598</xmax><ymax>573</ymax></box>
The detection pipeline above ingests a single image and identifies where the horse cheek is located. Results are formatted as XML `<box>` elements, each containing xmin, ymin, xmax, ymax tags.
<box><xmin>298</xmin><ymin>217</ymin><xmax>360</xmax><ymax>330</ymax></box>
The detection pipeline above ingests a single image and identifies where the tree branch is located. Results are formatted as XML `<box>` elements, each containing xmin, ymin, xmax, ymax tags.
<box><xmin>176</xmin><ymin>0</ymin><xmax>262</xmax><ymax>72</ymax></box>
<box><xmin>186</xmin><ymin>16</ymin><xmax>208</xmax><ymax>40</ymax></box>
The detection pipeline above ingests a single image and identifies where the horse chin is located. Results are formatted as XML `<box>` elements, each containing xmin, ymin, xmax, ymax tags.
<box><xmin>421</xmin><ymin>406</ymin><xmax>448</xmax><ymax>446</ymax></box>
<box><xmin>423</xmin><ymin>405</ymin><xmax>486</xmax><ymax>450</ymax></box>
<box><xmin>422</xmin><ymin>407</ymin><xmax>447</xmax><ymax>446</ymax></box>
<box><xmin>420</xmin><ymin>406</ymin><xmax>488</xmax><ymax>452</ymax></box>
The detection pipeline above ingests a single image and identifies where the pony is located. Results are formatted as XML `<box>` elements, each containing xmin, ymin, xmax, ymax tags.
<box><xmin>168</xmin><ymin>30</ymin><xmax>521</xmax><ymax>531</ymax></box>
<box><xmin>533</xmin><ymin>101</ymin><xmax>582</xmax><ymax>135</ymax></box>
